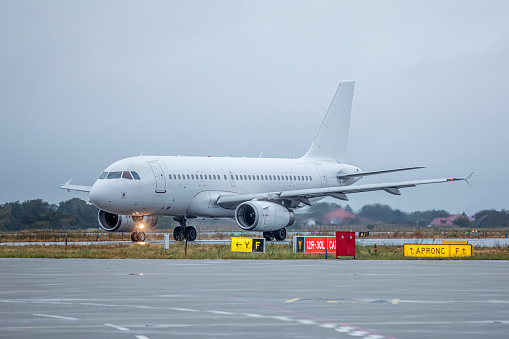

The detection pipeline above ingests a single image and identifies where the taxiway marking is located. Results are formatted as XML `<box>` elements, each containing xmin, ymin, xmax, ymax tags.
<box><xmin>285</xmin><ymin>298</ymin><xmax>300</xmax><ymax>303</ymax></box>
<box><xmin>169</xmin><ymin>307</ymin><xmax>200</xmax><ymax>312</ymax></box>
<box><xmin>104</xmin><ymin>323</ymin><xmax>130</xmax><ymax>331</ymax></box>
<box><xmin>33</xmin><ymin>314</ymin><xmax>77</xmax><ymax>321</ymax></box>
<box><xmin>207</xmin><ymin>310</ymin><xmax>235</xmax><ymax>315</ymax></box>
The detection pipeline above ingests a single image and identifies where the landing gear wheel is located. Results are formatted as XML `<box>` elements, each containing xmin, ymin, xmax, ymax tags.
<box><xmin>185</xmin><ymin>226</ymin><xmax>197</xmax><ymax>241</ymax></box>
<box><xmin>131</xmin><ymin>232</ymin><xmax>140</xmax><ymax>242</ymax></box>
<box><xmin>173</xmin><ymin>226</ymin><xmax>184</xmax><ymax>241</ymax></box>
<box><xmin>274</xmin><ymin>228</ymin><xmax>287</xmax><ymax>241</ymax></box>
<box><xmin>263</xmin><ymin>231</ymin><xmax>275</xmax><ymax>241</ymax></box>
<box><xmin>139</xmin><ymin>232</ymin><xmax>146</xmax><ymax>242</ymax></box>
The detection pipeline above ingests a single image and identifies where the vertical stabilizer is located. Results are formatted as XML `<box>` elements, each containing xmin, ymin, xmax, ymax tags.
<box><xmin>301</xmin><ymin>81</ymin><xmax>355</xmax><ymax>163</ymax></box>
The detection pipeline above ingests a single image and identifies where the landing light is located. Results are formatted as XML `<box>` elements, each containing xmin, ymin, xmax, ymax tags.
<box><xmin>138</xmin><ymin>224</ymin><xmax>144</xmax><ymax>229</ymax></box>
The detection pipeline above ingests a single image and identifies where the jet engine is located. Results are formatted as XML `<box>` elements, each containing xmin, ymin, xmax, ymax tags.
<box><xmin>97</xmin><ymin>210</ymin><xmax>158</xmax><ymax>232</ymax></box>
<box><xmin>235</xmin><ymin>201</ymin><xmax>295</xmax><ymax>232</ymax></box>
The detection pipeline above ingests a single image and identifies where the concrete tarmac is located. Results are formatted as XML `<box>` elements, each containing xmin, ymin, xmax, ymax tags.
<box><xmin>1</xmin><ymin>259</ymin><xmax>508</xmax><ymax>339</ymax></box>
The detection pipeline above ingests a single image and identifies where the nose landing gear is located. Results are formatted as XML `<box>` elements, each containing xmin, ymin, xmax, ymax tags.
<box><xmin>130</xmin><ymin>221</ymin><xmax>146</xmax><ymax>242</ymax></box>
<box><xmin>173</xmin><ymin>217</ymin><xmax>197</xmax><ymax>241</ymax></box>
<box><xmin>131</xmin><ymin>231</ymin><xmax>146</xmax><ymax>242</ymax></box>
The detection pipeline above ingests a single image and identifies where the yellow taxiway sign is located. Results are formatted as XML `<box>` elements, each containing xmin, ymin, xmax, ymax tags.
<box><xmin>404</xmin><ymin>244</ymin><xmax>472</xmax><ymax>257</ymax></box>
<box><xmin>231</xmin><ymin>237</ymin><xmax>265</xmax><ymax>253</ymax></box>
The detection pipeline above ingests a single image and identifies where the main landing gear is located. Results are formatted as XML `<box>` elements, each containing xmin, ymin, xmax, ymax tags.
<box><xmin>263</xmin><ymin>228</ymin><xmax>287</xmax><ymax>242</ymax></box>
<box><xmin>173</xmin><ymin>217</ymin><xmax>197</xmax><ymax>241</ymax></box>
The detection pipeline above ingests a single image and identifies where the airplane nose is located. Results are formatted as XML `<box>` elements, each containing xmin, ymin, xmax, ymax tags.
<box><xmin>89</xmin><ymin>182</ymin><xmax>113</xmax><ymax>210</ymax></box>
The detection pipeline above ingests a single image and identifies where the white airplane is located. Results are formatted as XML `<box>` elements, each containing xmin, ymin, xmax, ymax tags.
<box><xmin>61</xmin><ymin>81</ymin><xmax>471</xmax><ymax>242</ymax></box>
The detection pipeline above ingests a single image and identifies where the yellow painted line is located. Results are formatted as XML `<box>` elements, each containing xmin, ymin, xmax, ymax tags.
<box><xmin>327</xmin><ymin>300</ymin><xmax>340</xmax><ymax>303</ymax></box>
<box><xmin>391</xmin><ymin>299</ymin><xmax>399</xmax><ymax>304</ymax></box>
<box><xmin>285</xmin><ymin>298</ymin><xmax>300</xmax><ymax>303</ymax></box>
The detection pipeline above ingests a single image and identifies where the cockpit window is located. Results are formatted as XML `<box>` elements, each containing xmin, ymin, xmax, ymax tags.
<box><xmin>99</xmin><ymin>172</ymin><xmax>108</xmax><ymax>179</ymax></box>
<box><xmin>131</xmin><ymin>171</ymin><xmax>141</xmax><ymax>180</ymax></box>
<box><xmin>107</xmin><ymin>171</ymin><xmax>122</xmax><ymax>179</ymax></box>
<box><xmin>122</xmin><ymin>171</ymin><xmax>133</xmax><ymax>180</ymax></box>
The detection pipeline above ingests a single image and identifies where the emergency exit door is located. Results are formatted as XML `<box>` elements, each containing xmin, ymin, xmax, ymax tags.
<box><xmin>148</xmin><ymin>161</ymin><xmax>166</xmax><ymax>193</ymax></box>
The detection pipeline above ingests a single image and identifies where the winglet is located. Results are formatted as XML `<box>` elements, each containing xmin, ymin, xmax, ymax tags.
<box><xmin>446</xmin><ymin>172</ymin><xmax>473</xmax><ymax>186</ymax></box>
<box><xmin>464</xmin><ymin>172</ymin><xmax>473</xmax><ymax>186</ymax></box>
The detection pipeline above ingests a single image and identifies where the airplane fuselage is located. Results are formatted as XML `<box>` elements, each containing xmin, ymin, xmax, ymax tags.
<box><xmin>89</xmin><ymin>156</ymin><xmax>361</xmax><ymax>218</ymax></box>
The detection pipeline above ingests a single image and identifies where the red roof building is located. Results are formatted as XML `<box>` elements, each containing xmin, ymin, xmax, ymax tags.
<box><xmin>323</xmin><ymin>208</ymin><xmax>356</xmax><ymax>225</ymax></box>
<box><xmin>431</xmin><ymin>215</ymin><xmax>473</xmax><ymax>226</ymax></box>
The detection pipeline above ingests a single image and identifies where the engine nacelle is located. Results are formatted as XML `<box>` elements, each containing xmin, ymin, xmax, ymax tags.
<box><xmin>235</xmin><ymin>201</ymin><xmax>295</xmax><ymax>232</ymax></box>
<box><xmin>98</xmin><ymin>210</ymin><xmax>158</xmax><ymax>233</ymax></box>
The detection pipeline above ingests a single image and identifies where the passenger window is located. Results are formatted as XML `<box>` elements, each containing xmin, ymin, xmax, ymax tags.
<box><xmin>107</xmin><ymin>171</ymin><xmax>122</xmax><ymax>179</ymax></box>
<box><xmin>285</xmin><ymin>175</ymin><xmax>288</xmax><ymax>181</ymax></box>
<box><xmin>122</xmin><ymin>171</ymin><xmax>133</xmax><ymax>180</ymax></box>
<box><xmin>310</xmin><ymin>176</ymin><xmax>313</xmax><ymax>181</ymax></box>
<box><xmin>248</xmin><ymin>175</ymin><xmax>251</xmax><ymax>180</ymax></box>
<box><xmin>268</xmin><ymin>175</ymin><xmax>271</xmax><ymax>180</ymax></box>
<box><xmin>213</xmin><ymin>175</ymin><xmax>216</xmax><ymax>180</ymax></box>
<box><xmin>256</xmin><ymin>175</ymin><xmax>259</xmax><ymax>180</ymax></box>
<box><xmin>200</xmin><ymin>174</ymin><xmax>203</xmax><ymax>180</ymax></box>
<box><xmin>260</xmin><ymin>175</ymin><xmax>264</xmax><ymax>181</ymax></box>
<box><xmin>265</xmin><ymin>175</ymin><xmax>268</xmax><ymax>180</ymax></box>
<box><xmin>230</xmin><ymin>174</ymin><xmax>233</xmax><ymax>180</ymax></box>
<box><xmin>277</xmin><ymin>175</ymin><xmax>280</xmax><ymax>180</ymax></box>
<box><xmin>235</xmin><ymin>175</ymin><xmax>238</xmax><ymax>180</ymax></box>
<box><xmin>178</xmin><ymin>174</ymin><xmax>181</xmax><ymax>179</ymax></box>
<box><xmin>99</xmin><ymin>172</ymin><xmax>107</xmax><ymax>179</ymax></box>
<box><xmin>209</xmin><ymin>175</ymin><xmax>212</xmax><ymax>180</ymax></box>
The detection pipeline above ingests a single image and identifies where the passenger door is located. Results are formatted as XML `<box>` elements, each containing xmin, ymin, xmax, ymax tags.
<box><xmin>148</xmin><ymin>161</ymin><xmax>166</xmax><ymax>193</ymax></box>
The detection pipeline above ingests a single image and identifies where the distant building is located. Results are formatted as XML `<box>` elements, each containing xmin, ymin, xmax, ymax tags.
<box><xmin>431</xmin><ymin>215</ymin><xmax>474</xmax><ymax>227</ymax></box>
<box><xmin>323</xmin><ymin>208</ymin><xmax>356</xmax><ymax>225</ymax></box>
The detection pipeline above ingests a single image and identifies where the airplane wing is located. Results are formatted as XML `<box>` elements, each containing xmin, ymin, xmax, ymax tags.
<box><xmin>60</xmin><ymin>179</ymin><xmax>92</xmax><ymax>193</ymax></box>
<box><xmin>217</xmin><ymin>173</ymin><xmax>472</xmax><ymax>209</ymax></box>
<box><xmin>337</xmin><ymin>166</ymin><xmax>425</xmax><ymax>179</ymax></box>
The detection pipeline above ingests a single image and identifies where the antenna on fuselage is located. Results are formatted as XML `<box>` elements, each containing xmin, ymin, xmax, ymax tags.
<box><xmin>259</xmin><ymin>152</ymin><xmax>263</xmax><ymax>158</ymax></box>
<box><xmin>140</xmin><ymin>150</ymin><xmax>143</xmax><ymax>156</ymax></box>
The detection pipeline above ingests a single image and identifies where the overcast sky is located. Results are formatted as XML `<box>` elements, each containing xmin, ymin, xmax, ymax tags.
<box><xmin>1</xmin><ymin>0</ymin><xmax>508</xmax><ymax>215</ymax></box>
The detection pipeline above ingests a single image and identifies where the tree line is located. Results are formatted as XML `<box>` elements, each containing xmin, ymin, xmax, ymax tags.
<box><xmin>0</xmin><ymin>198</ymin><xmax>507</xmax><ymax>231</ymax></box>
<box><xmin>295</xmin><ymin>202</ymin><xmax>509</xmax><ymax>228</ymax></box>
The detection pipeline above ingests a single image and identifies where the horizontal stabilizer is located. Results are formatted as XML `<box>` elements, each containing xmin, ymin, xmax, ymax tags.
<box><xmin>60</xmin><ymin>179</ymin><xmax>92</xmax><ymax>193</ymax></box>
<box><xmin>337</xmin><ymin>166</ymin><xmax>425</xmax><ymax>179</ymax></box>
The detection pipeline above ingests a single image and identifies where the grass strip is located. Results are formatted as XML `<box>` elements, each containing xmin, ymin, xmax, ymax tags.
<box><xmin>1</xmin><ymin>243</ymin><xmax>509</xmax><ymax>260</ymax></box>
